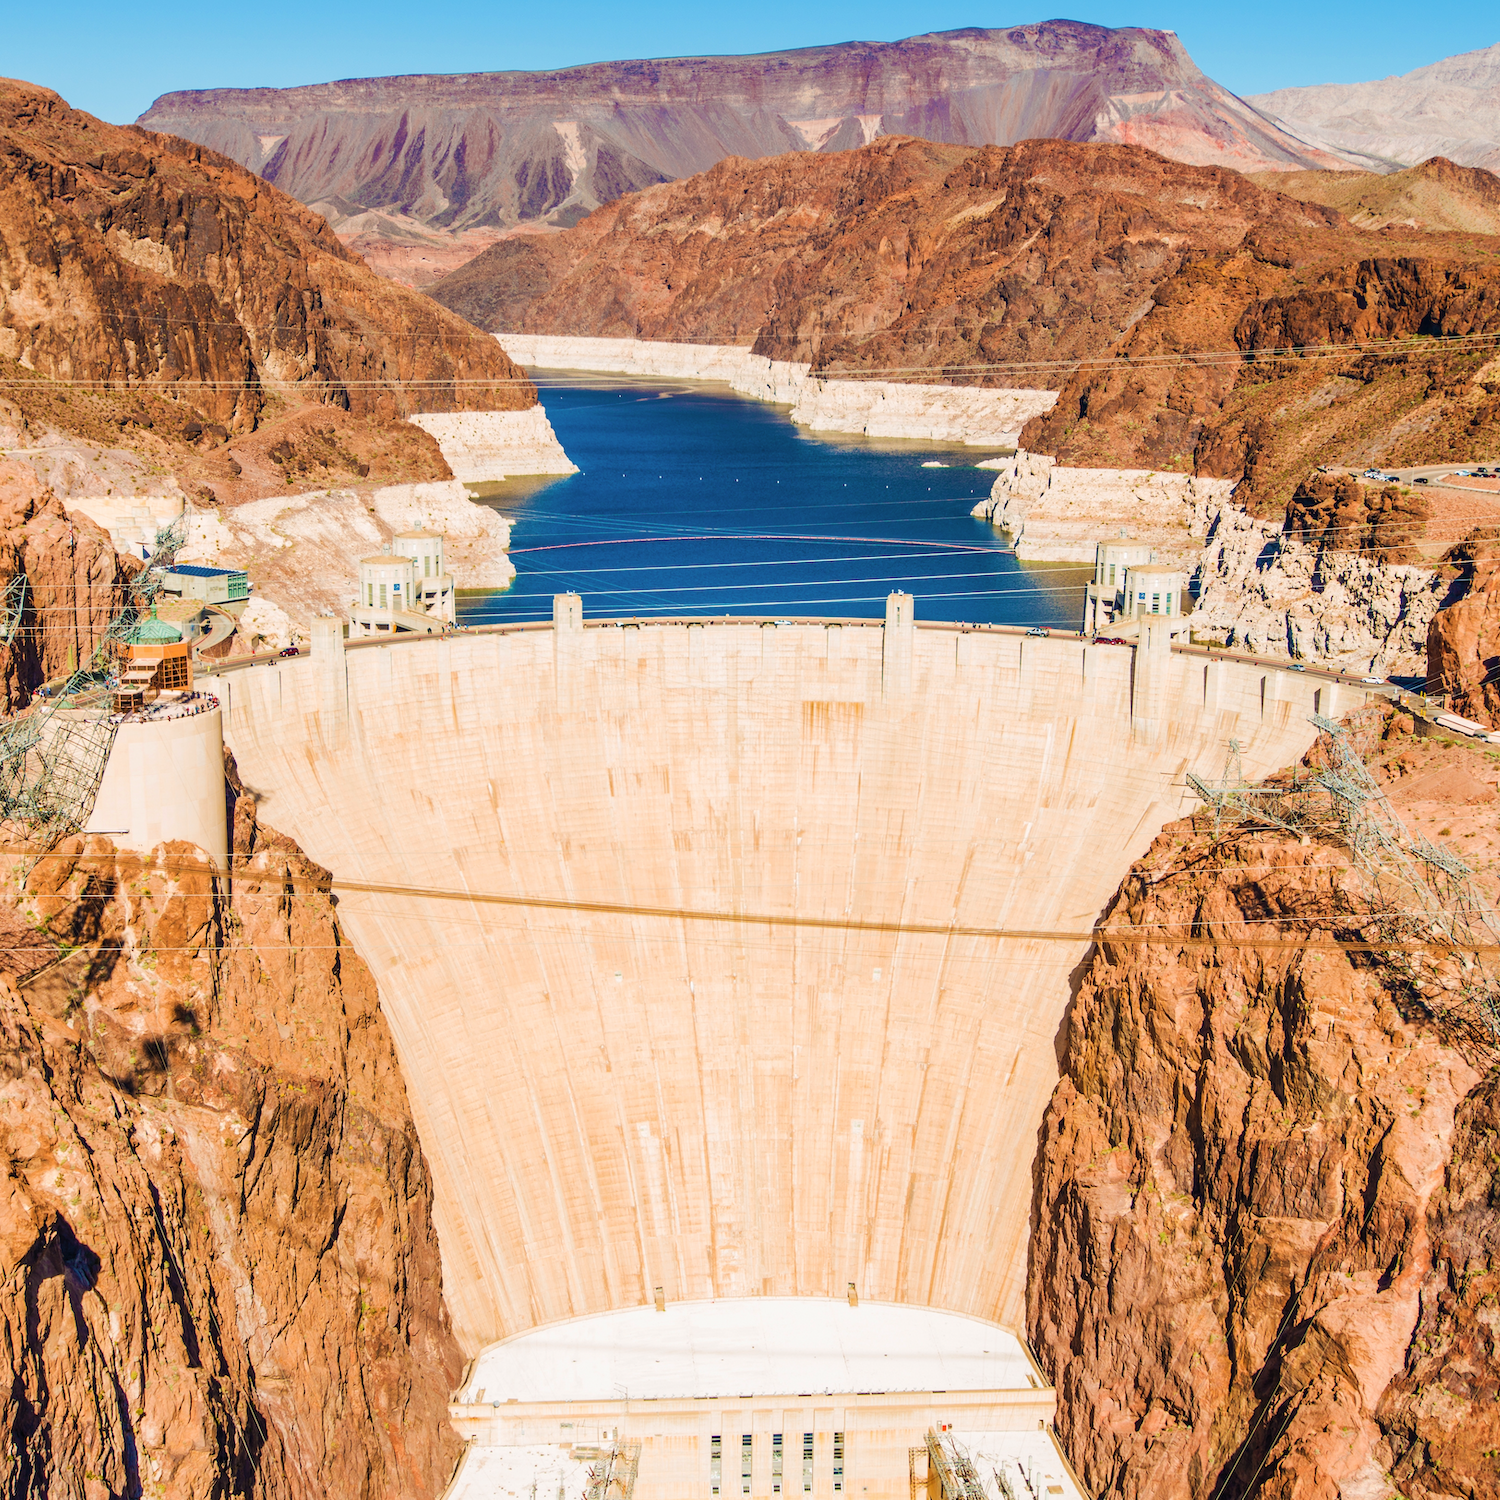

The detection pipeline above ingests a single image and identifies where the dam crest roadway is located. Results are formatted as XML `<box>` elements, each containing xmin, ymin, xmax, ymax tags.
<box><xmin>215</xmin><ymin>599</ymin><xmax>1350</xmax><ymax>1356</ymax></box>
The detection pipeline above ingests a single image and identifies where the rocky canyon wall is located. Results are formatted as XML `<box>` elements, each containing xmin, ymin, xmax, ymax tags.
<box><xmin>1028</xmin><ymin>709</ymin><xmax>1499</xmax><ymax>1500</ymax></box>
<box><xmin>0</xmin><ymin>434</ymin><xmax>462</xmax><ymax>1498</ymax></box>
<box><xmin>0</xmin><ymin>776</ymin><xmax>461</xmax><ymax>1500</ymax></box>
<box><xmin>973</xmin><ymin>455</ymin><xmax>1445</xmax><ymax>674</ymax></box>
<box><xmin>970</xmin><ymin>450</ymin><xmax>1232</xmax><ymax>564</ymax></box>
<box><xmin>1188</xmin><ymin>500</ymin><xmax>1446</xmax><ymax>675</ymax></box>
<box><xmin>1426</xmin><ymin>531</ymin><xmax>1500</xmax><ymax>721</ymax></box>
<box><xmin>0</xmin><ymin>459</ymin><xmax>137</xmax><ymax>712</ymax></box>
<box><xmin>0</xmin><ymin>79</ymin><xmax>529</xmax><ymax>431</ymax></box>
<box><xmin>432</xmin><ymin>137</ymin><xmax>1500</xmax><ymax>512</ymax></box>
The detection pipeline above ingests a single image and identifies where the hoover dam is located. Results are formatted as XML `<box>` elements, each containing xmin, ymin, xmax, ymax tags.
<box><xmin>214</xmin><ymin>604</ymin><xmax>1342</xmax><ymax>1365</ymax></box>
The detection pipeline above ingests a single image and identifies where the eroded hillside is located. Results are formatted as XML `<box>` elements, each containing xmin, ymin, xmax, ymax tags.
<box><xmin>0</xmin><ymin>78</ymin><xmax>530</xmax><ymax>502</ymax></box>
<box><xmin>0</xmin><ymin>391</ymin><xmax>461</xmax><ymax>1499</ymax></box>
<box><xmin>432</xmin><ymin>137</ymin><xmax>1500</xmax><ymax>511</ymax></box>
<box><xmin>1249</xmin><ymin>157</ymin><xmax>1500</xmax><ymax>235</ymax></box>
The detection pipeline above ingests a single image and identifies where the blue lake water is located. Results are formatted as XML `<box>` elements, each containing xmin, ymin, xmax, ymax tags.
<box><xmin>458</xmin><ymin>377</ymin><xmax>1090</xmax><ymax>627</ymax></box>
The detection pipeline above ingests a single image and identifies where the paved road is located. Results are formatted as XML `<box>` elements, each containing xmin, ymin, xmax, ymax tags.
<box><xmin>1343</xmin><ymin>460</ymin><xmax>1500</xmax><ymax>493</ymax></box>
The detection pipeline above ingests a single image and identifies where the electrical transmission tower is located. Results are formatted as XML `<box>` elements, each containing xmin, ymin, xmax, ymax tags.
<box><xmin>0</xmin><ymin>515</ymin><xmax>190</xmax><ymax>866</ymax></box>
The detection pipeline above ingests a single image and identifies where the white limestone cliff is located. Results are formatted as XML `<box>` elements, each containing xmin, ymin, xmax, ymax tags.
<box><xmin>410</xmin><ymin>407</ymin><xmax>577</xmax><ymax>483</ymax></box>
<box><xmin>789</xmin><ymin>380</ymin><xmax>1055</xmax><ymax>446</ymax></box>
<box><xmin>494</xmin><ymin>333</ymin><xmax>1056</xmax><ymax>446</ymax></box>
<box><xmin>972</xmin><ymin>451</ymin><xmax>1232</xmax><ymax>564</ymax></box>
<box><xmin>179</xmin><ymin>480</ymin><xmax>515</xmax><ymax>641</ymax></box>
<box><xmin>496</xmin><ymin>333</ymin><xmax>808</xmax><ymax>403</ymax></box>
<box><xmin>1188</xmin><ymin>500</ymin><xmax>1446</xmax><ymax>675</ymax></box>
<box><xmin>974</xmin><ymin>450</ymin><xmax>1444</xmax><ymax>672</ymax></box>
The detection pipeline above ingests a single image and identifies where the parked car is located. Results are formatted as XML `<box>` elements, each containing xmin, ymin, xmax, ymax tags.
<box><xmin>1026</xmin><ymin>626</ymin><xmax>1049</xmax><ymax>637</ymax></box>
<box><xmin>1093</xmin><ymin>636</ymin><xmax>1129</xmax><ymax>646</ymax></box>
<box><xmin>279</xmin><ymin>645</ymin><xmax>301</xmax><ymax>657</ymax></box>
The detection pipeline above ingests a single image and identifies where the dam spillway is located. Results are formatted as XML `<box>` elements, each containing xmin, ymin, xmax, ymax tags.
<box><xmin>217</xmin><ymin>609</ymin><xmax>1338</xmax><ymax>1357</ymax></box>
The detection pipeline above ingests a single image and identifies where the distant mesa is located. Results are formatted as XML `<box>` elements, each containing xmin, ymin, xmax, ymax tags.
<box><xmin>136</xmin><ymin>20</ymin><xmax>1348</xmax><ymax>275</ymax></box>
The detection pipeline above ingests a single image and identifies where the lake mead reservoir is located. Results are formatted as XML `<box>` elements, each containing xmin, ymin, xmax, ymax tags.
<box><xmin>459</xmin><ymin>378</ymin><xmax>1090</xmax><ymax>625</ymax></box>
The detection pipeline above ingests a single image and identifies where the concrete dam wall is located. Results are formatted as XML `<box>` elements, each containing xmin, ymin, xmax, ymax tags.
<box><xmin>217</xmin><ymin>613</ymin><xmax>1343</xmax><ymax>1355</ymax></box>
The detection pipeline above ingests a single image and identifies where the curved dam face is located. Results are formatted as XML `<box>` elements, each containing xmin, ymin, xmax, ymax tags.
<box><xmin>218</xmin><ymin>616</ymin><xmax>1337</xmax><ymax>1354</ymax></box>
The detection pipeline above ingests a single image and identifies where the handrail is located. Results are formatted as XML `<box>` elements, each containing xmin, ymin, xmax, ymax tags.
<box><xmin>203</xmin><ymin>613</ymin><xmax>1399</xmax><ymax>692</ymax></box>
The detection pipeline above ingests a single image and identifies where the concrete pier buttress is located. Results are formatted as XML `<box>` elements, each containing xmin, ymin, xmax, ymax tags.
<box><xmin>221</xmin><ymin>621</ymin><xmax>1336</xmax><ymax>1356</ymax></box>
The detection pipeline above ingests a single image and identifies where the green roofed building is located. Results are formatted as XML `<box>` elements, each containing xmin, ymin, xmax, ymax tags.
<box><xmin>125</xmin><ymin>613</ymin><xmax>183</xmax><ymax>645</ymax></box>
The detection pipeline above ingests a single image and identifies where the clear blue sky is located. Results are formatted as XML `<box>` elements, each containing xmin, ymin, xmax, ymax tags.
<box><xmin>8</xmin><ymin>1</ymin><xmax>1496</xmax><ymax>125</ymax></box>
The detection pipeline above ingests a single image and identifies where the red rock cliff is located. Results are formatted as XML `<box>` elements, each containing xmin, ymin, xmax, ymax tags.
<box><xmin>431</xmin><ymin>137</ymin><xmax>1500</xmax><ymax>504</ymax></box>
<box><xmin>1427</xmin><ymin>531</ymin><xmax>1500</xmax><ymax>719</ymax></box>
<box><xmin>0</xmin><ymin>766</ymin><xmax>461</xmax><ymax>1498</ymax></box>
<box><xmin>0</xmin><ymin>77</ymin><xmax>532</xmax><ymax>431</ymax></box>
<box><xmin>1028</xmin><ymin>714</ymin><xmax>1498</xmax><ymax>1500</ymax></box>
<box><xmin>0</xmin><ymin>459</ymin><xmax>136</xmax><ymax>712</ymax></box>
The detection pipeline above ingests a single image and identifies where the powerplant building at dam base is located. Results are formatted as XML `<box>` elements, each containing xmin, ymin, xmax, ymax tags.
<box><xmin>74</xmin><ymin>594</ymin><xmax>1368</xmax><ymax>1500</ymax></box>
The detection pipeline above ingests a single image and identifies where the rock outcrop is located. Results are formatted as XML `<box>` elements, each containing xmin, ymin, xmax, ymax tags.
<box><xmin>137</xmin><ymin>23</ymin><xmax>1343</xmax><ymax>246</ymax></box>
<box><xmin>1190</xmin><ymin>499</ymin><xmax>1444</xmax><ymax>672</ymax></box>
<box><xmin>0</xmin><ymin>459</ymin><xmax>137</xmax><ymax>712</ymax></box>
<box><xmin>176</xmin><ymin>482</ymin><xmax>517</xmax><ymax>645</ymax></box>
<box><xmin>1251</xmin><ymin>156</ymin><xmax>1500</xmax><ymax>236</ymax></box>
<box><xmin>972</xmin><ymin>453</ymin><xmax>1444</xmax><ymax>670</ymax></box>
<box><xmin>0</xmin><ymin>791</ymin><xmax>460</xmax><ymax>1498</ymax></box>
<box><xmin>408</xmin><ymin>409</ymin><xmax>577</xmax><ymax>483</ymax></box>
<box><xmin>1029</xmin><ymin>710</ymin><xmax>1499</xmax><ymax>1500</ymax></box>
<box><xmin>0</xmin><ymin>78</ymin><xmax>530</xmax><ymax>434</ymax></box>
<box><xmin>972</xmin><ymin>450</ymin><xmax>1230</xmax><ymax>563</ymax></box>
<box><xmin>1426</xmin><ymin>530</ymin><xmax>1500</xmax><ymax>716</ymax></box>
<box><xmin>1282</xmin><ymin>472</ymin><xmax>1432</xmax><ymax>566</ymax></box>
<box><xmin>1249</xmin><ymin>42</ymin><xmax>1500</xmax><ymax>174</ymax></box>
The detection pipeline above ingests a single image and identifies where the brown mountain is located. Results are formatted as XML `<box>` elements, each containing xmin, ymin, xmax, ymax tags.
<box><xmin>136</xmin><ymin>20</ymin><xmax>1346</xmax><ymax>274</ymax></box>
<box><xmin>0</xmin><ymin>459</ymin><xmax>460</xmax><ymax>1499</ymax></box>
<box><xmin>431</xmin><ymin>136</ymin><xmax>1500</xmax><ymax>511</ymax></box>
<box><xmin>1250</xmin><ymin>156</ymin><xmax>1500</xmax><ymax>235</ymax></box>
<box><xmin>0</xmin><ymin>77</ymin><xmax>529</xmax><ymax>497</ymax></box>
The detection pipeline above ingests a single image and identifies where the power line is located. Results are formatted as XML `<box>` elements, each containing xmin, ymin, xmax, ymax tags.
<box><xmin>11</xmin><ymin>851</ymin><xmax>1498</xmax><ymax>953</ymax></box>
<box><xmin>4</xmin><ymin>328</ymin><xmax>1500</xmax><ymax>396</ymax></box>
